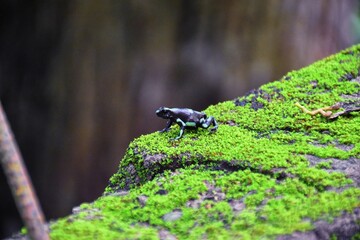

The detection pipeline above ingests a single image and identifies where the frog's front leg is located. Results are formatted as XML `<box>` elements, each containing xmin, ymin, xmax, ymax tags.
<box><xmin>174</xmin><ymin>118</ymin><xmax>187</xmax><ymax>140</ymax></box>
<box><xmin>200</xmin><ymin>116</ymin><xmax>218</xmax><ymax>132</ymax></box>
<box><xmin>159</xmin><ymin>119</ymin><xmax>173</xmax><ymax>133</ymax></box>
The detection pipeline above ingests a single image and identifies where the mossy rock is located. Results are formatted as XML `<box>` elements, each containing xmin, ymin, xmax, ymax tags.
<box><xmin>49</xmin><ymin>45</ymin><xmax>360</xmax><ymax>239</ymax></box>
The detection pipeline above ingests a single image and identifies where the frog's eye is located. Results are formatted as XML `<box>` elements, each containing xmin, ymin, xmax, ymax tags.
<box><xmin>163</xmin><ymin>110</ymin><xmax>171</xmax><ymax>117</ymax></box>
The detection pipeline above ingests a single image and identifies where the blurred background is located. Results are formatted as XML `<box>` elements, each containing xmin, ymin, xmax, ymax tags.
<box><xmin>0</xmin><ymin>0</ymin><xmax>359</xmax><ymax>237</ymax></box>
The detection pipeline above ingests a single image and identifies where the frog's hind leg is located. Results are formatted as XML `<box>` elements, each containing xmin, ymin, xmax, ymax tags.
<box><xmin>201</xmin><ymin>117</ymin><xmax>218</xmax><ymax>132</ymax></box>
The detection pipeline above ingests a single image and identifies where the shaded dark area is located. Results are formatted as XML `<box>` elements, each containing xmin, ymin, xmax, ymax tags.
<box><xmin>0</xmin><ymin>0</ymin><xmax>359</xmax><ymax>237</ymax></box>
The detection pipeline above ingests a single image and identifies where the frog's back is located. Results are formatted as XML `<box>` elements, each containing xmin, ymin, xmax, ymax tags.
<box><xmin>171</xmin><ymin>108</ymin><xmax>205</xmax><ymax>122</ymax></box>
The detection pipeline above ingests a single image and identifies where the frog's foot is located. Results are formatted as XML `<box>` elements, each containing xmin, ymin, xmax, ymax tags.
<box><xmin>159</xmin><ymin>128</ymin><xmax>170</xmax><ymax>133</ymax></box>
<box><xmin>210</xmin><ymin>126</ymin><xmax>217</xmax><ymax>133</ymax></box>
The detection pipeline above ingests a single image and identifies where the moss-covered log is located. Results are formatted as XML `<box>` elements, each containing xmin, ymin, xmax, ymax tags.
<box><xmin>47</xmin><ymin>44</ymin><xmax>360</xmax><ymax>239</ymax></box>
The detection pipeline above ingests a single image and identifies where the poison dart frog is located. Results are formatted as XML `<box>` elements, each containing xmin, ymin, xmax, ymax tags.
<box><xmin>156</xmin><ymin>107</ymin><xmax>218</xmax><ymax>140</ymax></box>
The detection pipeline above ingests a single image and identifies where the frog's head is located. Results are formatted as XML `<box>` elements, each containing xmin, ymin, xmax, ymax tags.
<box><xmin>156</xmin><ymin>107</ymin><xmax>172</xmax><ymax>119</ymax></box>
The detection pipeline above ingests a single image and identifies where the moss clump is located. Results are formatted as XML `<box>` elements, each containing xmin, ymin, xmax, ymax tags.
<box><xmin>50</xmin><ymin>168</ymin><xmax>360</xmax><ymax>239</ymax></box>
<box><xmin>50</xmin><ymin>44</ymin><xmax>360</xmax><ymax>239</ymax></box>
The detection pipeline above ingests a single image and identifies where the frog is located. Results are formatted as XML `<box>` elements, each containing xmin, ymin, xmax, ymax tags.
<box><xmin>156</xmin><ymin>107</ymin><xmax>218</xmax><ymax>140</ymax></box>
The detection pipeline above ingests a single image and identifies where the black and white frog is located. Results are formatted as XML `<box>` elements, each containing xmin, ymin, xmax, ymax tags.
<box><xmin>156</xmin><ymin>107</ymin><xmax>218</xmax><ymax>140</ymax></box>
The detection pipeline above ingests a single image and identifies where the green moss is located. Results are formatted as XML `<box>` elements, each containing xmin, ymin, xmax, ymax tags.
<box><xmin>315</xmin><ymin>160</ymin><xmax>333</xmax><ymax>169</ymax></box>
<box><xmin>50</xmin><ymin>44</ymin><xmax>360</xmax><ymax>239</ymax></box>
<box><xmin>353</xmin><ymin>232</ymin><xmax>360</xmax><ymax>240</ymax></box>
<box><xmin>106</xmin><ymin>45</ymin><xmax>360</xmax><ymax>193</ymax></box>
<box><xmin>50</xmin><ymin>168</ymin><xmax>360</xmax><ymax>239</ymax></box>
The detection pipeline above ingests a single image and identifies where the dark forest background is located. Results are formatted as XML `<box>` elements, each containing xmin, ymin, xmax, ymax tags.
<box><xmin>0</xmin><ymin>0</ymin><xmax>359</xmax><ymax>237</ymax></box>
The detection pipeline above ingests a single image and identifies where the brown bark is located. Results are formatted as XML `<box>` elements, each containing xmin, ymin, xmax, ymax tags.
<box><xmin>0</xmin><ymin>103</ymin><xmax>48</xmax><ymax>240</ymax></box>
